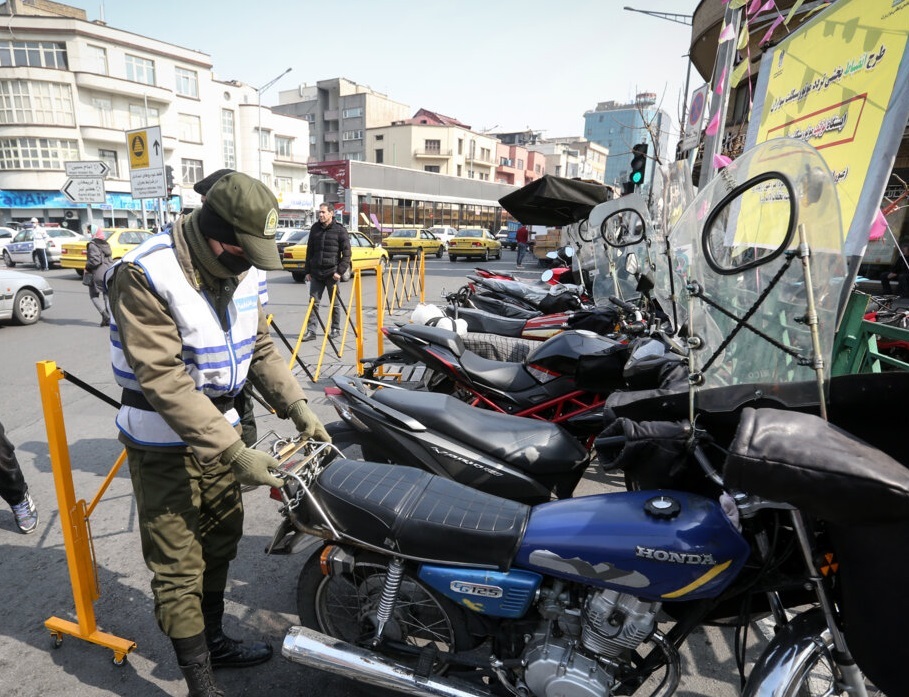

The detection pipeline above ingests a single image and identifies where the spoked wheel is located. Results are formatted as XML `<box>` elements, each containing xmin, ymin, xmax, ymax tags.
<box><xmin>296</xmin><ymin>546</ymin><xmax>472</xmax><ymax>674</ymax></box>
<box><xmin>776</xmin><ymin>636</ymin><xmax>883</xmax><ymax>697</ymax></box>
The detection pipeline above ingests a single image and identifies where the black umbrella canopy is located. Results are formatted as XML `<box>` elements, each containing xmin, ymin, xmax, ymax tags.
<box><xmin>499</xmin><ymin>175</ymin><xmax>615</xmax><ymax>226</ymax></box>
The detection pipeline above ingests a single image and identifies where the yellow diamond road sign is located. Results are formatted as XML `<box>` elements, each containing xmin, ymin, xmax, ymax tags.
<box><xmin>126</xmin><ymin>125</ymin><xmax>167</xmax><ymax>199</ymax></box>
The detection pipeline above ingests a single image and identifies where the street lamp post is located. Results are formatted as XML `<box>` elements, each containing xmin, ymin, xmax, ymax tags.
<box><xmin>257</xmin><ymin>67</ymin><xmax>293</xmax><ymax>183</ymax></box>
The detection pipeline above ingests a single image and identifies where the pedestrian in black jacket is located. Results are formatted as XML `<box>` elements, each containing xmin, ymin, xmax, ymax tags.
<box><xmin>302</xmin><ymin>203</ymin><xmax>351</xmax><ymax>340</ymax></box>
<box><xmin>85</xmin><ymin>224</ymin><xmax>114</xmax><ymax>326</ymax></box>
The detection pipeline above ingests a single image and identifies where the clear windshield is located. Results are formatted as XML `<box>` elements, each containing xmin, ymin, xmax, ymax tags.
<box><xmin>665</xmin><ymin>139</ymin><xmax>846</xmax><ymax>413</ymax></box>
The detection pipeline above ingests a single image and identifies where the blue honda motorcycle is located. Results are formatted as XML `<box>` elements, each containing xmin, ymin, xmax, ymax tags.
<box><xmin>268</xmin><ymin>141</ymin><xmax>906</xmax><ymax>696</ymax></box>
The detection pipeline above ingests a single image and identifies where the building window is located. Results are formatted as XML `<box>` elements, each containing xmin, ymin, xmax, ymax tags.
<box><xmin>257</xmin><ymin>128</ymin><xmax>270</xmax><ymax>150</ymax></box>
<box><xmin>86</xmin><ymin>45</ymin><xmax>107</xmax><ymax>75</ymax></box>
<box><xmin>517</xmin><ymin>158</ymin><xmax>524</xmax><ymax>169</ymax></box>
<box><xmin>424</xmin><ymin>165</ymin><xmax>440</xmax><ymax>173</ymax></box>
<box><xmin>309</xmin><ymin>134</ymin><xmax>316</xmax><ymax>146</ymax></box>
<box><xmin>342</xmin><ymin>106</ymin><xmax>363</xmax><ymax>118</ymax></box>
<box><xmin>98</xmin><ymin>148</ymin><xmax>118</xmax><ymax>177</ymax></box>
<box><xmin>178</xmin><ymin>113</ymin><xmax>202</xmax><ymax>143</ymax></box>
<box><xmin>375</xmin><ymin>148</ymin><xmax>383</xmax><ymax>163</ymax></box>
<box><xmin>458</xmin><ymin>139</ymin><xmax>463</xmax><ymax>155</ymax></box>
<box><xmin>175</xmin><ymin>67</ymin><xmax>199</xmax><ymax>98</ymax></box>
<box><xmin>221</xmin><ymin>109</ymin><xmax>236</xmax><ymax>169</ymax></box>
<box><xmin>480</xmin><ymin>147</ymin><xmax>491</xmax><ymax>162</ymax></box>
<box><xmin>0</xmin><ymin>137</ymin><xmax>78</xmax><ymax>169</ymax></box>
<box><xmin>343</xmin><ymin>152</ymin><xmax>363</xmax><ymax>161</ymax></box>
<box><xmin>129</xmin><ymin>103</ymin><xmax>159</xmax><ymax>128</ymax></box>
<box><xmin>0</xmin><ymin>80</ymin><xmax>74</xmax><ymax>126</ymax></box>
<box><xmin>90</xmin><ymin>96</ymin><xmax>113</xmax><ymax>128</ymax></box>
<box><xmin>0</xmin><ymin>40</ymin><xmax>67</xmax><ymax>69</ymax></box>
<box><xmin>125</xmin><ymin>54</ymin><xmax>156</xmax><ymax>86</ymax></box>
<box><xmin>275</xmin><ymin>176</ymin><xmax>293</xmax><ymax>193</ymax></box>
<box><xmin>457</xmin><ymin>164</ymin><xmax>462</xmax><ymax>176</ymax></box>
<box><xmin>181</xmin><ymin>158</ymin><xmax>203</xmax><ymax>184</ymax></box>
<box><xmin>275</xmin><ymin>136</ymin><xmax>293</xmax><ymax>158</ymax></box>
<box><xmin>342</xmin><ymin>130</ymin><xmax>363</xmax><ymax>141</ymax></box>
<box><xmin>424</xmin><ymin>139</ymin><xmax>441</xmax><ymax>154</ymax></box>
<box><xmin>302</xmin><ymin>113</ymin><xmax>315</xmax><ymax>122</ymax></box>
<box><xmin>375</xmin><ymin>134</ymin><xmax>384</xmax><ymax>141</ymax></box>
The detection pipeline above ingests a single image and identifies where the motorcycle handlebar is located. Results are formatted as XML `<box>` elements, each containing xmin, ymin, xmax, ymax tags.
<box><xmin>609</xmin><ymin>295</ymin><xmax>637</xmax><ymax>314</ymax></box>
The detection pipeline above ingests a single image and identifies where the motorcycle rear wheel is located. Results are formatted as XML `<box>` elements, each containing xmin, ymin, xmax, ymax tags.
<box><xmin>296</xmin><ymin>545</ymin><xmax>472</xmax><ymax>673</ymax></box>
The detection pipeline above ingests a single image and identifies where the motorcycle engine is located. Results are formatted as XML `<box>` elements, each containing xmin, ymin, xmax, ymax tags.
<box><xmin>522</xmin><ymin>588</ymin><xmax>660</xmax><ymax>697</ymax></box>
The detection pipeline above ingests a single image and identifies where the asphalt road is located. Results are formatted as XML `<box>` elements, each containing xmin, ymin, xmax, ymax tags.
<box><xmin>0</xmin><ymin>251</ymin><xmax>767</xmax><ymax>696</ymax></box>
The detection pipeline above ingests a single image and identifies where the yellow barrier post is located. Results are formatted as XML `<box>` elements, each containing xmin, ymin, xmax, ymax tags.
<box><xmin>288</xmin><ymin>297</ymin><xmax>316</xmax><ymax>372</ymax></box>
<box><xmin>36</xmin><ymin>360</ymin><xmax>137</xmax><ymax>665</ymax></box>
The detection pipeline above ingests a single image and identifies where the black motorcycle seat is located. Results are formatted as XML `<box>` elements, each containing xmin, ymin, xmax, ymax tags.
<box><xmin>724</xmin><ymin>407</ymin><xmax>909</xmax><ymax>525</ymax></box>
<box><xmin>399</xmin><ymin>324</ymin><xmax>466</xmax><ymax>357</ymax></box>
<box><xmin>372</xmin><ymin>388</ymin><xmax>589</xmax><ymax>474</ymax></box>
<box><xmin>459</xmin><ymin>350</ymin><xmax>539</xmax><ymax>391</ymax></box>
<box><xmin>314</xmin><ymin>459</ymin><xmax>529</xmax><ymax>570</ymax></box>
<box><xmin>453</xmin><ymin>307</ymin><xmax>526</xmax><ymax>338</ymax></box>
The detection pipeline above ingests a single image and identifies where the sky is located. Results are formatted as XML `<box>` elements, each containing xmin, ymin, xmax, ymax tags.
<box><xmin>68</xmin><ymin>0</ymin><xmax>702</xmax><ymax>139</ymax></box>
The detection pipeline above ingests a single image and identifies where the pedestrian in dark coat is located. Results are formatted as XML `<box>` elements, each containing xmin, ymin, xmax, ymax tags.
<box><xmin>302</xmin><ymin>203</ymin><xmax>351</xmax><ymax>340</ymax></box>
<box><xmin>85</xmin><ymin>225</ymin><xmax>113</xmax><ymax>326</ymax></box>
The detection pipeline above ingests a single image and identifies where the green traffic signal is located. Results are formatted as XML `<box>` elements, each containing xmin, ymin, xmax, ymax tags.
<box><xmin>630</xmin><ymin>170</ymin><xmax>644</xmax><ymax>184</ymax></box>
<box><xmin>628</xmin><ymin>143</ymin><xmax>648</xmax><ymax>188</ymax></box>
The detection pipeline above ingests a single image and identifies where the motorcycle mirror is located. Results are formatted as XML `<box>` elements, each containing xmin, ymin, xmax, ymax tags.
<box><xmin>602</xmin><ymin>209</ymin><xmax>646</xmax><ymax>247</ymax></box>
<box><xmin>541</xmin><ymin>269</ymin><xmax>554</xmax><ymax>282</ymax></box>
<box><xmin>546</xmin><ymin>250</ymin><xmax>559</xmax><ymax>259</ymax></box>
<box><xmin>562</xmin><ymin>246</ymin><xmax>575</xmax><ymax>259</ymax></box>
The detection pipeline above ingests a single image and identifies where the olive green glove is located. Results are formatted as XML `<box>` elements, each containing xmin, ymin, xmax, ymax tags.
<box><xmin>221</xmin><ymin>440</ymin><xmax>283</xmax><ymax>488</ymax></box>
<box><xmin>286</xmin><ymin>399</ymin><xmax>331</xmax><ymax>442</ymax></box>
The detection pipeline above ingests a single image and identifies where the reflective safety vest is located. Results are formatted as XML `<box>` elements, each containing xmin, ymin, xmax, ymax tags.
<box><xmin>110</xmin><ymin>234</ymin><xmax>260</xmax><ymax>447</ymax></box>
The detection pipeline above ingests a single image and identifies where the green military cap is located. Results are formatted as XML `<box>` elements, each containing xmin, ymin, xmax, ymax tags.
<box><xmin>204</xmin><ymin>171</ymin><xmax>282</xmax><ymax>271</ymax></box>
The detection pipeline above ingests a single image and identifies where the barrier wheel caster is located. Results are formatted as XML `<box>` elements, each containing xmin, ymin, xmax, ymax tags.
<box><xmin>51</xmin><ymin>633</ymin><xmax>63</xmax><ymax>649</ymax></box>
<box><xmin>112</xmin><ymin>653</ymin><xmax>127</xmax><ymax>666</ymax></box>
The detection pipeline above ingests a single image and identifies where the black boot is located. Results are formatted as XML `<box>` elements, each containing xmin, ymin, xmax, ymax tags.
<box><xmin>100</xmin><ymin>311</ymin><xmax>110</xmax><ymax>327</ymax></box>
<box><xmin>202</xmin><ymin>592</ymin><xmax>273</xmax><ymax>669</ymax></box>
<box><xmin>173</xmin><ymin>634</ymin><xmax>224</xmax><ymax>697</ymax></box>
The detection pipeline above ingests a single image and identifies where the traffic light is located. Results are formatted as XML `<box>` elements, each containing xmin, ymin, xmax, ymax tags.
<box><xmin>165</xmin><ymin>165</ymin><xmax>174</xmax><ymax>196</ymax></box>
<box><xmin>628</xmin><ymin>143</ymin><xmax>648</xmax><ymax>188</ymax></box>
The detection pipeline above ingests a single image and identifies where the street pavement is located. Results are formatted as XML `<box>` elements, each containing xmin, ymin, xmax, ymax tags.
<box><xmin>0</xmin><ymin>252</ymin><xmax>769</xmax><ymax>696</ymax></box>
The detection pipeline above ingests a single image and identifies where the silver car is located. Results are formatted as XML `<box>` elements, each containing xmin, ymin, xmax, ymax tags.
<box><xmin>3</xmin><ymin>227</ymin><xmax>84</xmax><ymax>268</ymax></box>
<box><xmin>0</xmin><ymin>268</ymin><xmax>54</xmax><ymax>324</ymax></box>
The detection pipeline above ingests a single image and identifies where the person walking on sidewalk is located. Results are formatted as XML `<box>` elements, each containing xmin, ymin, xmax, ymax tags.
<box><xmin>0</xmin><ymin>418</ymin><xmax>39</xmax><ymax>534</ymax></box>
<box><xmin>515</xmin><ymin>224</ymin><xmax>530</xmax><ymax>268</ymax></box>
<box><xmin>84</xmin><ymin>225</ymin><xmax>113</xmax><ymax>326</ymax></box>
<box><xmin>106</xmin><ymin>172</ymin><xmax>330</xmax><ymax>697</ymax></box>
<box><xmin>31</xmin><ymin>218</ymin><xmax>49</xmax><ymax>271</ymax></box>
<box><xmin>301</xmin><ymin>203</ymin><xmax>351</xmax><ymax>341</ymax></box>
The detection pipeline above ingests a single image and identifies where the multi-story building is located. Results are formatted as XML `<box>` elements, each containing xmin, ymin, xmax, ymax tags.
<box><xmin>274</xmin><ymin>77</ymin><xmax>410</xmax><ymax>194</ymax></box>
<box><xmin>495</xmin><ymin>142</ymin><xmax>541</xmax><ymax>187</ymax></box>
<box><xmin>364</xmin><ymin>109</ymin><xmax>499</xmax><ymax>182</ymax></box>
<box><xmin>583</xmin><ymin>93</ymin><xmax>671</xmax><ymax>194</ymax></box>
<box><xmin>0</xmin><ymin>0</ymin><xmax>311</xmax><ymax>231</ymax></box>
<box><xmin>546</xmin><ymin>137</ymin><xmax>609</xmax><ymax>184</ymax></box>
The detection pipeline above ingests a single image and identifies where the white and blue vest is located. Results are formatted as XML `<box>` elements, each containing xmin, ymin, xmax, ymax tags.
<box><xmin>110</xmin><ymin>233</ymin><xmax>261</xmax><ymax>447</ymax></box>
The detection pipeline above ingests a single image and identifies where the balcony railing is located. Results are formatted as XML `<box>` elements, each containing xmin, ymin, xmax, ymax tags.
<box><xmin>413</xmin><ymin>149</ymin><xmax>452</xmax><ymax>158</ymax></box>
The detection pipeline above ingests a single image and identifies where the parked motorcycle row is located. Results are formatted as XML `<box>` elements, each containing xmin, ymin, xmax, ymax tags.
<box><xmin>262</xmin><ymin>140</ymin><xmax>906</xmax><ymax>697</ymax></box>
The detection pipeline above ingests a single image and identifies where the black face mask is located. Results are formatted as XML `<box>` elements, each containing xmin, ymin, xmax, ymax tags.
<box><xmin>217</xmin><ymin>250</ymin><xmax>253</xmax><ymax>274</ymax></box>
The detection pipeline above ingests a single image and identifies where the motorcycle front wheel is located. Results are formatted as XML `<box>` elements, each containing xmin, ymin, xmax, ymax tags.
<box><xmin>296</xmin><ymin>545</ymin><xmax>473</xmax><ymax>673</ymax></box>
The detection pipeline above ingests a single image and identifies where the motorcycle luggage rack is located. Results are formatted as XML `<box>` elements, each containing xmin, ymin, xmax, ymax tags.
<box><xmin>269</xmin><ymin>436</ymin><xmax>342</xmax><ymax>539</ymax></box>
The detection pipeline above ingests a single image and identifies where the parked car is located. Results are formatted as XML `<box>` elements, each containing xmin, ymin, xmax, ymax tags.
<box><xmin>447</xmin><ymin>227</ymin><xmax>503</xmax><ymax>262</ymax></box>
<box><xmin>3</xmin><ymin>227</ymin><xmax>84</xmax><ymax>268</ymax></box>
<box><xmin>60</xmin><ymin>228</ymin><xmax>154</xmax><ymax>276</ymax></box>
<box><xmin>282</xmin><ymin>230</ymin><xmax>388</xmax><ymax>282</ymax></box>
<box><xmin>382</xmin><ymin>228</ymin><xmax>445</xmax><ymax>259</ymax></box>
<box><xmin>276</xmin><ymin>228</ymin><xmax>309</xmax><ymax>256</ymax></box>
<box><xmin>427</xmin><ymin>225</ymin><xmax>458</xmax><ymax>248</ymax></box>
<box><xmin>0</xmin><ymin>227</ymin><xmax>17</xmax><ymax>248</ymax></box>
<box><xmin>0</xmin><ymin>268</ymin><xmax>54</xmax><ymax>325</ymax></box>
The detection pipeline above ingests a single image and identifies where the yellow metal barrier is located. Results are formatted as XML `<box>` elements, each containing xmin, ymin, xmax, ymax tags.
<box><xmin>36</xmin><ymin>360</ymin><xmax>137</xmax><ymax>665</ymax></box>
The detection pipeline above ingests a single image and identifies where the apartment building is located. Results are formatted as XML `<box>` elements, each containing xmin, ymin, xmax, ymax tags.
<box><xmin>494</xmin><ymin>143</ymin><xmax>546</xmax><ymax>187</ymax></box>
<box><xmin>546</xmin><ymin>137</ymin><xmax>609</xmax><ymax>184</ymax></box>
<box><xmin>0</xmin><ymin>0</ymin><xmax>311</xmax><ymax>231</ymax></box>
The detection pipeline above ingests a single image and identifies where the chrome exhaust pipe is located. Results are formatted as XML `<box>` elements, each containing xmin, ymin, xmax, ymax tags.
<box><xmin>282</xmin><ymin>625</ymin><xmax>491</xmax><ymax>697</ymax></box>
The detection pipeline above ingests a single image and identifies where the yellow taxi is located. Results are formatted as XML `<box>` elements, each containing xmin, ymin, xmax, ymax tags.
<box><xmin>382</xmin><ymin>228</ymin><xmax>445</xmax><ymax>259</ymax></box>
<box><xmin>447</xmin><ymin>227</ymin><xmax>502</xmax><ymax>262</ymax></box>
<box><xmin>60</xmin><ymin>228</ymin><xmax>154</xmax><ymax>277</ymax></box>
<box><xmin>282</xmin><ymin>230</ymin><xmax>388</xmax><ymax>282</ymax></box>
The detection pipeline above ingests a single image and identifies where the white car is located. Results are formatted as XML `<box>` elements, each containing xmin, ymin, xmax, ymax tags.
<box><xmin>0</xmin><ymin>226</ymin><xmax>17</xmax><ymax>248</ymax></box>
<box><xmin>0</xmin><ymin>268</ymin><xmax>54</xmax><ymax>324</ymax></box>
<box><xmin>427</xmin><ymin>226</ymin><xmax>458</xmax><ymax>248</ymax></box>
<box><xmin>3</xmin><ymin>227</ymin><xmax>84</xmax><ymax>268</ymax></box>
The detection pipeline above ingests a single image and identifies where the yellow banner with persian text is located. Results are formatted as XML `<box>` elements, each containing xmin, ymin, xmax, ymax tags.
<box><xmin>751</xmin><ymin>0</ymin><xmax>908</xmax><ymax>245</ymax></box>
